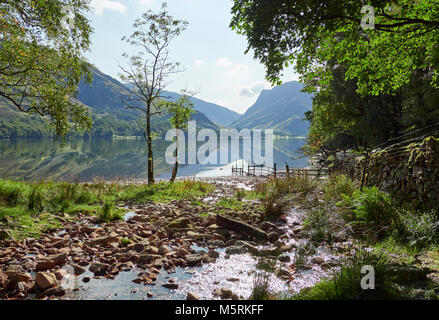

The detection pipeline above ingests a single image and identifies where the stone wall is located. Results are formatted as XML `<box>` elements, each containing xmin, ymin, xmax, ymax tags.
<box><xmin>361</xmin><ymin>136</ymin><xmax>439</xmax><ymax>209</ymax></box>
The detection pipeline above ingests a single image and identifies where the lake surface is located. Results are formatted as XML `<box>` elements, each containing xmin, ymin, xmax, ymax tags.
<box><xmin>0</xmin><ymin>137</ymin><xmax>308</xmax><ymax>182</ymax></box>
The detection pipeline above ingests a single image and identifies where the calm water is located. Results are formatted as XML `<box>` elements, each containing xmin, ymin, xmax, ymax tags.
<box><xmin>0</xmin><ymin>137</ymin><xmax>308</xmax><ymax>182</ymax></box>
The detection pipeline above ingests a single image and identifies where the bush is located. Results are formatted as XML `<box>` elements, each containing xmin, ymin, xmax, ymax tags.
<box><xmin>0</xmin><ymin>180</ymin><xmax>27</xmax><ymax>206</ymax></box>
<box><xmin>394</xmin><ymin>209</ymin><xmax>439</xmax><ymax>248</ymax></box>
<box><xmin>27</xmin><ymin>184</ymin><xmax>45</xmax><ymax>213</ymax></box>
<box><xmin>324</xmin><ymin>174</ymin><xmax>358</xmax><ymax>201</ymax></box>
<box><xmin>97</xmin><ymin>201</ymin><xmax>123</xmax><ymax>223</ymax></box>
<box><xmin>303</xmin><ymin>206</ymin><xmax>338</xmax><ymax>242</ymax></box>
<box><xmin>261</xmin><ymin>191</ymin><xmax>286</xmax><ymax>220</ymax></box>
<box><xmin>338</xmin><ymin>187</ymin><xmax>397</xmax><ymax>240</ymax></box>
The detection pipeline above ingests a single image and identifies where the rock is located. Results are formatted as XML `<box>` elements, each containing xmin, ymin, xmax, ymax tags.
<box><xmin>71</xmin><ymin>263</ymin><xmax>86</xmax><ymax>275</ymax></box>
<box><xmin>278</xmin><ymin>254</ymin><xmax>291</xmax><ymax>262</ymax></box>
<box><xmin>36</xmin><ymin>252</ymin><xmax>68</xmax><ymax>271</ymax></box>
<box><xmin>225</xmin><ymin>245</ymin><xmax>246</xmax><ymax>255</ymax></box>
<box><xmin>267</xmin><ymin>231</ymin><xmax>280</xmax><ymax>243</ymax></box>
<box><xmin>6</xmin><ymin>271</ymin><xmax>32</xmax><ymax>285</ymax></box>
<box><xmin>311</xmin><ymin>257</ymin><xmax>325</xmax><ymax>265</ymax></box>
<box><xmin>186</xmin><ymin>254</ymin><xmax>203</xmax><ymax>267</ymax></box>
<box><xmin>386</xmin><ymin>264</ymin><xmax>430</xmax><ymax>284</ymax></box>
<box><xmin>40</xmin><ymin>286</ymin><xmax>66</xmax><ymax>297</ymax></box>
<box><xmin>158</xmin><ymin>245</ymin><xmax>171</xmax><ymax>255</ymax></box>
<box><xmin>162</xmin><ymin>282</ymin><xmax>179</xmax><ymax>290</ymax></box>
<box><xmin>215</xmin><ymin>215</ymin><xmax>267</xmax><ymax>243</ymax></box>
<box><xmin>186</xmin><ymin>291</ymin><xmax>200</xmax><ymax>300</ymax></box>
<box><xmin>208</xmin><ymin>250</ymin><xmax>220</xmax><ymax>259</ymax></box>
<box><xmin>274</xmin><ymin>268</ymin><xmax>291</xmax><ymax>280</ymax></box>
<box><xmin>35</xmin><ymin>272</ymin><xmax>58</xmax><ymax>290</ymax></box>
<box><xmin>220</xmin><ymin>288</ymin><xmax>233</xmax><ymax>299</ymax></box>
<box><xmin>167</xmin><ymin>217</ymin><xmax>191</xmax><ymax>229</ymax></box>
<box><xmin>259</xmin><ymin>247</ymin><xmax>281</xmax><ymax>257</ymax></box>
<box><xmin>88</xmin><ymin>235</ymin><xmax>119</xmax><ymax>246</ymax></box>
<box><xmin>82</xmin><ymin>277</ymin><xmax>91</xmax><ymax>283</ymax></box>
<box><xmin>147</xmin><ymin>291</ymin><xmax>154</xmax><ymax>298</ymax></box>
<box><xmin>0</xmin><ymin>271</ymin><xmax>8</xmax><ymax>290</ymax></box>
<box><xmin>89</xmin><ymin>262</ymin><xmax>110</xmax><ymax>276</ymax></box>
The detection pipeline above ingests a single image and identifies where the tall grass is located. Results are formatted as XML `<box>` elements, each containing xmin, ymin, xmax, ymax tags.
<box><xmin>293</xmin><ymin>250</ymin><xmax>402</xmax><ymax>300</ymax></box>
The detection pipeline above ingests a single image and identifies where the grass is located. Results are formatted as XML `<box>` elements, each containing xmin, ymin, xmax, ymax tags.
<box><xmin>215</xmin><ymin>197</ymin><xmax>244</xmax><ymax>210</ymax></box>
<box><xmin>0</xmin><ymin>179</ymin><xmax>214</xmax><ymax>239</ymax></box>
<box><xmin>249</xmin><ymin>272</ymin><xmax>272</xmax><ymax>300</ymax></box>
<box><xmin>291</xmin><ymin>250</ymin><xmax>404</xmax><ymax>300</ymax></box>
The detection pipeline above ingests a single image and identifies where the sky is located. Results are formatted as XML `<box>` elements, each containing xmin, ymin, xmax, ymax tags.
<box><xmin>85</xmin><ymin>0</ymin><xmax>299</xmax><ymax>114</ymax></box>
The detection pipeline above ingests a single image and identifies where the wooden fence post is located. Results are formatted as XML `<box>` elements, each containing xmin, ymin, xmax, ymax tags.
<box><xmin>286</xmin><ymin>162</ymin><xmax>290</xmax><ymax>179</ymax></box>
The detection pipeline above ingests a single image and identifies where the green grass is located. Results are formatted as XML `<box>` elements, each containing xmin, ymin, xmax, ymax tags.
<box><xmin>215</xmin><ymin>197</ymin><xmax>244</xmax><ymax>210</ymax></box>
<box><xmin>291</xmin><ymin>250</ymin><xmax>403</xmax><ymax>300</ymax></box>
<box><xmin>0</xmin><ymin>179</ymin><xmax>214</xmax><ymax>239</ymax></box>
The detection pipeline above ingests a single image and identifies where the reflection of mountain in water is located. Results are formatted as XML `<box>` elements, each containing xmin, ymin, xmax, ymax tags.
<box><xmin>0</xmin><ymin>138</ymin><xmax>308</xmax><ymax>182</ymax></box>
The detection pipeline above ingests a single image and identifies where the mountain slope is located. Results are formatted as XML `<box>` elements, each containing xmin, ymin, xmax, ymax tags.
<box><xmin>0</xmin><ymin>67</ymin><xmax>220</xmax><ymax>138</ymax></box>
<box><xmin>231</xmin><ymin>81</ymin><xmax>312</xmax><ymax>136</ymax></box>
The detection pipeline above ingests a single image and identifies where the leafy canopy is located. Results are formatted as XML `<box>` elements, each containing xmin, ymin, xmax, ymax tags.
<box><xmin>230</xmin><ymin>0</ymin><xmax>439</xmax><ymax>95</ymax></box>
<box><xmin>0</xmin><ymin>0</ymin><xmax>94</xmax><ymax>138</ymax></box>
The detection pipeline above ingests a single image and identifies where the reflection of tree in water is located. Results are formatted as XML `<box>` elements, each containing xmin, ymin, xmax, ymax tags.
<box><xmin>0</xmin><ymin>137</ymin><xmax>308</xmax><ymax>182</ymax></box>
<box><xmin>0</xmin><ymin>138</ymin><xmax>172</xmax><ymax>182</ymax></box>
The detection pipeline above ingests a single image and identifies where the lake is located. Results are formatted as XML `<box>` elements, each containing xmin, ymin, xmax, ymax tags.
<box><xmin>0</xmin><ymin>137</ymin><xmax>309</xmax><ymax>182</ymax></box>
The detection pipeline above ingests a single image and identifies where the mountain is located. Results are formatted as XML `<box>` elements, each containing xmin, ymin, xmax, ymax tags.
<box><xmin>231</xmin><ymin>81</ymin><xmax>312</xmax><ymax>136</ymax></box>
<box><xmin>0</xmin><ymin>67</ymin><xmax>220</xmax><ymax>138</ymax></box>
<box><xmin>122</xmin><ymin>83</ymin><xmax>241</xmax><ymax>127</ymax></box>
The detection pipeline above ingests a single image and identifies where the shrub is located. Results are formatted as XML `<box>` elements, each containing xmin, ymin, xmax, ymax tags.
<box><xmin>0</xmin><ymin>180</ymin><xmax>27</xmax><ymax>206</ymax></box>
<box><xmin>27</xmin><ymin>184</ymin><xmax>45</xmax><ymax>213</ymax></box>
<box><xmin>261</xmin><ymin>191</ymin><xmax>286</xmax><ymax>220</ymax></box>
<box><xmin>337</xmin><ymin>187</ymin><xmax>397</xmax><ymax>240</ymax></box>
<box><xmin>324</xmin><ymin>174</ymin><xmax>358</xmax><ymax>201</ymax></box>
<box><xmin>394</xmin><ymin>209</ymin><xmax>439</xmax><ymax>248</ymax></box>
<box><xmin>303</xmin><ymin>206</ymin><xmax>337</xmax><ymax>242</ymax></box>
<box><xmin>97</xmin><ymin>201</ymin><xmax>123</xmax><ymax>223</ymax></box>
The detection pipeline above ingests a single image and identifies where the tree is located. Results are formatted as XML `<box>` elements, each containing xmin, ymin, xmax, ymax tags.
<box><xmin>0</xmin><ymin>0</ymin><xmax>93</xmax><ymax>138</ymax></box>
<box><xmin>164</xmin><ymin>92</ymin><xmax>196</xmax><ymax>183</ymax></box>
<box><xmin>230</xmin><ymin>0</ymin><xmax>439</xmax><ymax>96</ymax></box>
<box><xmin>119</xmin><ymin>2</ymin><xmax>188</xmax><ymax>185</ymax></box>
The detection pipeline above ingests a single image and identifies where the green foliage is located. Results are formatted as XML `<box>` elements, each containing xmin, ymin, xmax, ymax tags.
<box><xmin>293</xmin><ymin>250</ymin><xmax>402</xmax><ymax>300</ymax></box>
<box><xmin>394</xmin><ymin>210</ymin><xmax>439</xmax><ymax>248</ymax></box>
<box><xmin>338</xmin><ymin>187</ymin><xmax>397</xmax><ymax>240</ymax></box>
<box><xmin>0</xmin><ymin>0</ymin><xmax>93</xmax><ymax>138</ymax></box>
<box><xmin>231</xmin><ymin>0</ymin><xmax>439</xmax><ymax>96</ymax></box>
<box><xmin>97</xmin><ymin>201</ymin><xmax>122</xmax><ymax>223</ymax></box>
<box><xmin>121</xmin><ymin>238</ymin><xmax>132</xmax><ymax>246</ymax></box>
<box><xmin>303</xmin><ymin>206</ymin><xmax>336</xmax><ymax>242</ymax></box>
<box><xmin>324</xmin><ymin>174</ymin><xmax>358</xmax><ymax>201</ymax></box>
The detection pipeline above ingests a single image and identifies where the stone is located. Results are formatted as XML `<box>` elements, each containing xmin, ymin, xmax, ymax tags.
<box><xmin>167</xmin><ymin>217</ymin><xmax>191</xmax><ymax>229</ymax></box>
<box><xmin>162</xmin><ymin>282</ymin><xmax>178</xmax><ymax>290</ymax></box>
<box><xmin>0</xmin><ymin>271</ymin><xmax>8</xmax><ymax>290</ymax></box>
<box><xmin>220</xmin><ymin>288</ymin><xmax>233</xmax><ymax>299</ymax></box>
<box><xmin>40</xmin><ymin>286</ymin><xmax>66</xmax><ymax>297</ymax></box>
<box><xmin>36</xmin><ymin>252</ymin><xmax>68</xmax><ymax>271</ymax></box>
<box><xmin>186</xmin><ymin>254</ymin><xmax>203</xmax><ymax>267</ymax></box>
<box><xmin>186</xmin><ymin>291</ymin><xmax>200</xmax><ymax>300</ymax></box>
<box><xmin>311</xmin><ymin>257</ymin><xmax>325</xmax><ymax>265</ymax></box>
<box><xmin>82</xmin><ymin>277</ymin><xmax>91</xmax><ymax>283</ymax></box>
<box><xmin>225</xmin><ymin>245</ymin><xmax>246</xmax><ymax>255</ymax></box>
<box><xmin>6</xmin><ymin>271</ymin><xmax>32</xmax><ymax>285</ymax></box>
<box><xmin>278</xmin><ymin>254</ymin><xmax>291</xmax><ymax>263</ymax></box>
<box><xmin>88</xmin><ymin>235</ymin><xmax>119</xmax><ymax>246</ymax></box>
<box><xmin>89</xmin><ymin>262</ymin><xmax>110</xmax><ymax>276</ymax></box>
<box><xmin>35</xmin><ymin>272</ymin><xmax>58</xmax><ymax>290</ymax></box>
<box><xmin>158</xmin><ymin>245</ymin><xmax>171</xmax><ymax>255</ymax></box>
<box><xmin>71</xmin><ymin>263</ymin><xmax>86</xmax><ymax>275</ymax></box>
<box><xmin>267</xmin><ymin>231</ymin><xmax>280</xmax><ymax>243</ymax></box>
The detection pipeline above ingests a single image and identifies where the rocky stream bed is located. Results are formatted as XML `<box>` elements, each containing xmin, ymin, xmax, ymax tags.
<box><xmin>0</xmin><ymin>177</ymin><xmax>413</xmax><ymax>300</ymax></box>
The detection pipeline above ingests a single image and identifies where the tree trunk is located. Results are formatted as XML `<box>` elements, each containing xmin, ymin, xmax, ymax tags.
<box><xmin>146</xmin><ymin>108</ymin><xmax>154</xmax><ymax>185</ymax></box>
<box><xmin>170</xmin><ymin>129</ymin><xmax>180</xmax><ymax>183</ymax></box>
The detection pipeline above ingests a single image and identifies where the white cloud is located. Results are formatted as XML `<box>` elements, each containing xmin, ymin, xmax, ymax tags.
<box><xmin>194</xmin><ymin>59</ymin><xmax>207</xmax><ymax>69</ymax></box>
<box><xmin>215</xmin><ymin>57</ymin><xmax>233</xmax><ymax>68</ymax></box>
<box><xmin>240</xmin><ymin>82</ymin><xmax>271</xmax><ymax>97</ymax></box>
<box><xmin>227</xmin><ymin>64</ymin><xmax>249</xmax><ymax>77</ymax></box>
<box><xmin>91</xmin><ymin>0</ymin><xmax>127</xmax><ymax>15</ymax></box>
